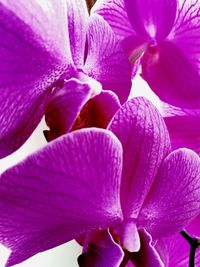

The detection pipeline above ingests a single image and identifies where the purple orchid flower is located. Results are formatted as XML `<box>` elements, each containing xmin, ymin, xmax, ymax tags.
<box><xmin>92</xmin><ymin>0</ymin><xmax>200</xmax><ymax>108</ymax></box>
<box><xmin>0</xmin><ymin>0</ymin><xmax>131</xmax><ymax>158</ymax></box>
<box><xmin>0</xmin><ymin>97</ymin><xmax>199</xmax><ymax>267</ymax></box>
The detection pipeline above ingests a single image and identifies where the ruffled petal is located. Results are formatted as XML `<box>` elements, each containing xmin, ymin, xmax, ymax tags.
<box><xmin>73</xmin><ymin>90</ymin><xmax>121</xmax><ymax>131</ymax></box>
<box><xmin>124</xmin><ymin>0</ymin><xmax>177</xmax><ymax>39</ymax></box>
<box><xmin>44</xmin><ymin>78</ymin><xmax>92</xmax><ymax>141</ymax></box>
<box><xmin>91</xmin><ymin>0</ymin><xmax>135</xmax><ymax>39</ymax></box>
<box><xmin>78</xmin><ymin>230</ymin><xmax>124</xmax><ymax>267</ymax></box>
<box><xmin>84</xmin><ymin>14</ymin><xmax>132</xmax><ymax>104</ymax></box>
<box><xmin>67</xmin><ymin>0</ymin><xmax>88</xmax><ymax>68</ymax></box>
<box><xmin>129</xmin><ymin>229</ymin><xmax>164</xmax><ymax>267</ymax></box>
<box><xmin>138</xmin><ymin>148</ymin><xmax>200</xmax><ymax>238</ymax></box>
<box><xmin>0</xmin><ymin>0</ymin><xmax>72</xmax><ymax>157</ymax></box>
<box><xmin>168</xmin><ymin>0</ymin><xmax>200</xmax><ymax>73</ymax></box>
<box><xmin>141</xmin><ymin>41</ymin><xmax>200</xmax><ymax>108</ymax></box>
<box><xmin>0</xmin><ymin>129</ymin><xmax>123</xmax><ymax>266</ymax></box>
<box><xmin>108</xmin><ymin>97</ymin><xmax>171</xmax><ymax>219</ymax></box>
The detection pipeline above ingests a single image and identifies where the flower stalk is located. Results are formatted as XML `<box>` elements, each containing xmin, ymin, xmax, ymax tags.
<box><xmin>85</xmin><ymin>0</ymin><xmax>96</xmax><ymax>11</ymax></box>
<box><xmin>180</xmin><ymin>230</ymin><xmax>200</xmax><ymax>267</ymax></box>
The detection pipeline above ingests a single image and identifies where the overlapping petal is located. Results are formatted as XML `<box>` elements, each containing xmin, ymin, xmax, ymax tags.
<box><xmin>73</xmin><ymin>90</ymin><xmax>121</xmax><ymax>131</ymax></box>
<box><xmin>168</xmin><ymin>0</ymin><xmax>200</xmax><ymax>73</ymax></box>
<box><xmin>164</xmin><ymin>112</ymin><xmax>200</xmax><ymax>155</ymax></box>
<box><xmin>91</xmin><ymin>0</ymin><xmax>135</xmax><ymax>39</ymax></box>
<box><xmin>67</xmin><ymin>0</ymin><xmax>88</xmax><ymax>68</ymax></box>
<box><xmin>0</xmin><ymin>0</ymin><xmax>72</xmax><ymax>157</ymax></box>
<box><xmin>124</xmin><ymin>0</ymin><xmax>177</xmax><ymax>40</ymax></box>
<box><xmin>138</xmin><ymin>148</ymin><xmax>200</xmax><ymax>238</ymax></box>
<box><xmin>44</xmin><ymin>78</ymin><xmax>92</xmax><ymax>141</ymax></box>
<box><xmin>129</xmin><ymin>229</ymin><xmax>164</xmax><ymax>267</ymax></box>
<box><xmin>78</xmin><ymin>230</ymin><xmax>124</xmax><ymax>267</ymax></box>
<box><xmin>0</xmin><ymin>129</ymin><xmax>123</xmax><ymax>266</ymax></box>
<box><xmin>141</xmin><ymin>41</ymin><xmax>200</xmax><ymax>108</ymax></box>
<box><xmin>84</xmin><ymin>14</ymin><xmax>132</xmax><ymax>104</ymax></box>
<box><xmin>108</xmin><ymin>97</ymin><xmax>171</xmax><ymax>219</ymax></box>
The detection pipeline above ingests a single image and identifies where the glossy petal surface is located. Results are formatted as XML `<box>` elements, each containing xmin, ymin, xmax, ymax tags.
<box><xmin>44</xmin><ymin>78</ymin><xmax>92</xmax><ymax>141</ymax></box>
<box><xmin>124</xmin><ymin>0</ymin><xmax>177</xmax><ymax>39</ymax></box>
<box><xmin>108</xmin><ymin>97</ymin><xmax>170</xmax><ymax>219</ymax></box>
<box><xmin>78</xmin><ymin>230</ymin><xmax>124</xmax><ymax>267</ymax></box>
<box><xmin>0</xmin><ymin>129</ymin><xmax>123</xmax><ymax>266</ymax></box>
<box><xmin>84</xmin><ymin>14</ymin><xmax>132</xmax><ymax>104</ymax></box>
<box><xmin>139</xmin><ymin>149</ymin><xmax>200</xmax><ymax>238</ymax></box>
<box><xmin>0</xmin><ymin>0</ymin><xmax>71</xmax><ymax>157</ymax></box>
<box><xmin>67</xmin><ymin>0</ymin><xmax>88</xmax><ymax>68</ymax></box>
<box><xmin>141</xmin><ymin>41</ymin><xmax>200</xmax><ymax>108</ymax></box>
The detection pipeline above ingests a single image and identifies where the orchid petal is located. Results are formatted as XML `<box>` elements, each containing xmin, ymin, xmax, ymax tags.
<box><xmin>67</xmin><ymin>0</ymin><xmax>88</xmax><ymax>68</ymax></box>
<box><xmin>139</xmin><ymin>148</ymin><xmax>200</xmax><ymax>238</ymax></box>
<box><xmin>78</xmin><ymin>230</ymin><xmax>124</xmax><ymax>267</ymax></box>
<box><xmin>0</xmin><ymin>1</ymin><xmax>71</xmax><ymax>157</ymax></box>
<box><xmin>84</xmin><ymin>14</ymin><xmax>132</xmax><ymax>104</ymax></box>
<box><xmin>73</xmin><ymin>90</ymin><xmax>121</xmax><ymax>131</ymax></box>
<box><xmin>168</xmin><ymin>0</ymin><xmax>200</xmax><ymax>73</ymax></box>
<box><xmin>121</xmin><ymin>35</ymin><xmax>147</xmax><ymax>65</ymax></box>
<box><xmin>164</xmin><ymin>111</ymin><xmax>200</xmax><ymax>155</ymax></box>
<box><xmin>0</xmin><ymin>129</ymin><xmax>123</xmax><ymax>266</ymax></box>
<box><xmin>124</xmin><ymin>0</ymin><xmax>177</xmax><ymax>40</ymax></box>
<box><xmin>91</xmin><ymin>0</ymin><xmax>135</xmax><ymax>40</ymax></box>
<box><xmin>129</xmin><ymin>229</ymin><xmax>164</xmax><ymax>267</ymax></box>
<box><xmin>141</xmin><ymin>41</ymin><xmax>200</xmax><ymax>108</ymax></box>
<box><xmin>44</xmin><ymin>78</ymin><xmax>92</xmax><ymax>141</ymax></box>
<box><xmin>0</xmin><ymin>0</ymin><xmax>72</xmax><ymax>61</ymax></box>
<box><xmin>108</xmin><ymin>97</ymin><xmax>171</xmax><ymax>219</ymax></box>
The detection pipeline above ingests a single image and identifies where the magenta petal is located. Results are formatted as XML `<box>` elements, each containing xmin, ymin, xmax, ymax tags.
<box><xmin>0</xmin><ymin>0</ymin><xmax>72</xmax><ymax>61</ymax></box>
<box><xmin>125</xmin><ymin>0</ymin><xmax>177</xmax><ymax>39</ymax></box>
<box><xmin>0</xmin><ymin>129</ymin><xmax>123</xmax><ymax>266</ymax></box>
<box><xmin>78</xmin><ymin>230</ymin><xmax>124</xmax><ymax>267</ymax></box>
<box><xmin>141</xmin><ymin>41</ymin><xmax>200</xmax><ymax>108</ymax></box>
<box><xmin>67</xmin><ymin>0</ymin><xmax>88</xmax><ymax>68</ymax></box>
<box><xmin>129</xmin><ymin>229</ymin><xmax>164</xmax><ymax>267</ymax></box>
<box><xmin>92</xmin><ymin>0</ymin><xmax>135</xmax><ymax>39</ymax></box>
<box><xmin>164</xmin><ymin>111</ymin><xmax>200</xmax><ymax>155</ymax></box>
<box><xmin>169</xmin><ymin>0</ymin><xmax>200</xmax><ymax>72</ymax></box>
<box><xmin>84</xmin><ymin>14</ymin><xmax>132</xmax><ymax>104</ymax></box>
<box><xmin>108</xmin><ymin>97</ymin><xmax>171</xmax><ymax>219</ymax></box>
<box><xmin>73</xmin><ymin>90</ymin><xmax>121</xmax><ymax>131</ymax></box>
<box><xmin>139</xmin><ymin>148</ymin><xmax>200</xmax><ymax>238</ymax></box>
<box><xmin>0</xmin><ymin>1</ymin><xmax>71</xmax><ymax>157</ymax></box>
<box><xmin>44</xmin><ymin>78</ymin><xmax>92</xmax><ymax>141</ymax></box>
